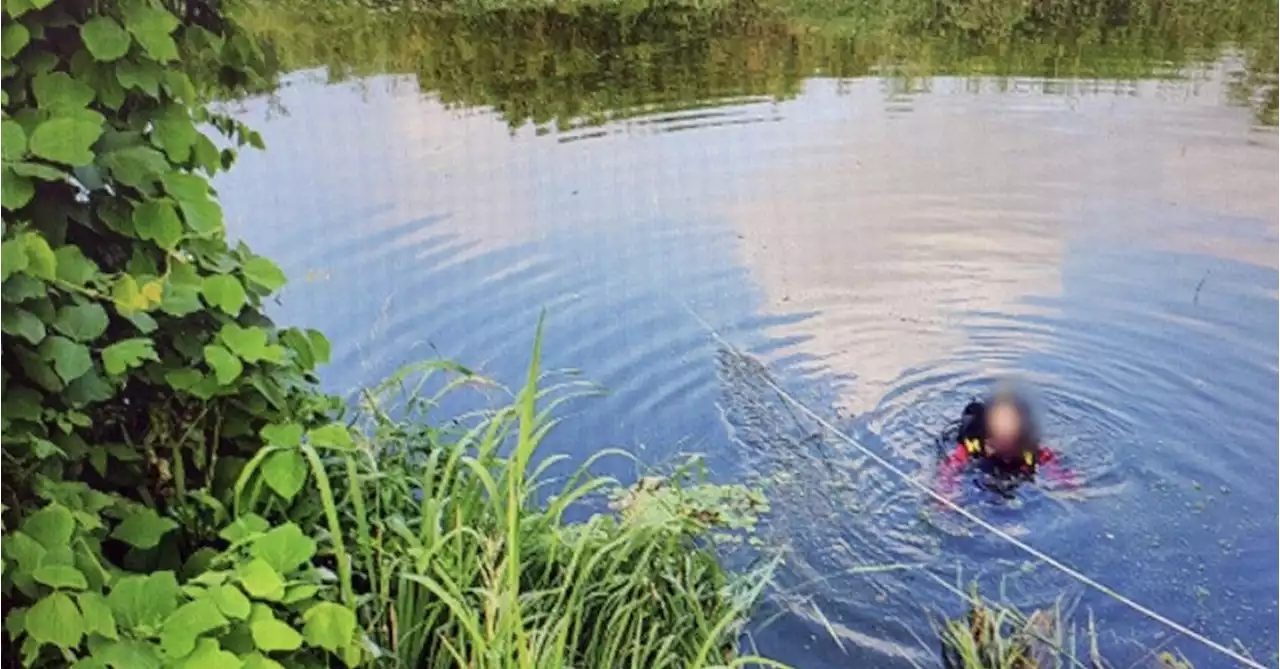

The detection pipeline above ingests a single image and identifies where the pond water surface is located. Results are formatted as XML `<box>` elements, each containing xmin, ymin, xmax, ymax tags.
<box><xmin>218</xmin><ymin>10</ymin><xmax>1277</xmax><ymax>668</ymax></box>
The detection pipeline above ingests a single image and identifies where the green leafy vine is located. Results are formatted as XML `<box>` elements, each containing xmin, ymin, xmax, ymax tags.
<box><xmin>1</xmin><ymin>1</ymin><xmax>367</xmax><ymax>666</ymax></box>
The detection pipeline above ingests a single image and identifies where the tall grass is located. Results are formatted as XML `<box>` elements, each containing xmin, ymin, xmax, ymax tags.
<box><xmin>312</xmin><ymin>322</ymin><xmax>781</xmax><ymax>668</ymax></box>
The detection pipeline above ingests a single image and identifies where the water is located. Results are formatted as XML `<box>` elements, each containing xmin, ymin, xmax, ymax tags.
<box><xmin>219</xmin><ymin>8</ymin><xmax>1277</xmax><ymax>667</ymax></box>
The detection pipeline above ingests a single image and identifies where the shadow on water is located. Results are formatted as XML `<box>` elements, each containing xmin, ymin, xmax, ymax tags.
<box><xmin>218</xmin><ymin>1</ymin><xmax>1278</xmax><ymax>667</ymax></box>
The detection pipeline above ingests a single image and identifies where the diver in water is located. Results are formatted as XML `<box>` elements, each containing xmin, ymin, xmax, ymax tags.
<box><xmin>938</xmin><ymin>392</ymin><xmax>1075</xmax><ymax>497</ymax></box>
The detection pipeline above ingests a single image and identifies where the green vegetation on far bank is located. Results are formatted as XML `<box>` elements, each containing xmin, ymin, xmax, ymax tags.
<box><xmin>234</xmin><ymin>0</ymin><xmax>1277</xmax><ymax>131</ymax></box>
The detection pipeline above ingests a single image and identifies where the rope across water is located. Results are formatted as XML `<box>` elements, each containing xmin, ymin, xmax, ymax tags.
<box><xmin>685</xmin><ymin>304</ymin><xmax>1265</xmax><ymax>669</ymax></box>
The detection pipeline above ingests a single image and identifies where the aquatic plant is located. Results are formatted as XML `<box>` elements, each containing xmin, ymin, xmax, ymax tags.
<box><xmin>940</xmin><ymin>589</ymin><xmax>1090</xmax><ymax>669</ymax></box>
<box><xmin>937</xmin><ymin>587</ymin><xmax>1206</xmax><ymax>669</ymax></box>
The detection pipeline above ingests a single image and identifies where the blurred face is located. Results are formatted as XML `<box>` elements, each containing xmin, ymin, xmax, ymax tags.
<box><xmin>985</xmin><ymin>402</ymin><xmax>1023</xmax><ymax>454</ymax></box>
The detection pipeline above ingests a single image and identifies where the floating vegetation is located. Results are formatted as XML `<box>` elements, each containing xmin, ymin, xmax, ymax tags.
<box><xmin>941</xmin><ymin>591</ymin><xmax>1085</xmax><ymax>669</ymax></box>
<box><xmin>938</xmin><ymin>587</ymin><xmax>1211</xmax><ymax>669</ymax></box>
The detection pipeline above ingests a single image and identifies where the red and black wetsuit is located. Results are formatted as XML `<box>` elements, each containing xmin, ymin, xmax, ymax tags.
<box><xmin>938</xmin><ymin>400</ymin><xmax>1075</xmax><ymax>497</ymax></box>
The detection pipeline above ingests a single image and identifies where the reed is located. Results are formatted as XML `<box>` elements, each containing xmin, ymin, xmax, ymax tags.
<box><xmin>316</xmin><ymin>322</ymin><xmax>781</xmax><ymax>667</ymax></box>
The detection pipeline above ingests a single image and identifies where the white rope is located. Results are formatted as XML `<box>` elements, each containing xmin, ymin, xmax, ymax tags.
<box><xmin>686</xmin><ymin>306</ymin><xmax>1265</xmax><ymax>669</ymax></box>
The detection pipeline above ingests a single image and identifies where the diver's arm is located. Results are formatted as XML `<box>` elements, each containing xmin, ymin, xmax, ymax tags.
<box><xmin>937</xmin><ymin>443</ymin><xmax>970</xmax><ymax>498</ymax></box>
<box><xmin>1037</xmin><ymin>448</ymin><xmax>1078</xmax><ymax>489</ymax></box>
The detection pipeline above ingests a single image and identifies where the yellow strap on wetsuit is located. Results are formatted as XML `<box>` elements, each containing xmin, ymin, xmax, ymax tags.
<box><xmin>966</xmin><ymin>438</ymin><xmax>1034</xmax><ymax>467</ymax></box>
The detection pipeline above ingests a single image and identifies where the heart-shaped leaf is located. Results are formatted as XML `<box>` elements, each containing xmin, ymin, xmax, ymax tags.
<box><xmin>180</xmin><ymin>638</ymin><xmax>239</xmax><ymax>669</ymax></box>
<box><xmin>39</xmin><ymin>336</ymin><xmax>93</xmax><ymax>383</ymax></box>
<box><xmin>107</xmin><ymin>572</ymin><xmax>179</xmax><ymax>631</ymax></box>
<box><xmin>207</xmin><ymin>584</ymin><xmax>251</xmax><ymax>620</ymax></box>
<box><xmin>81</xmin><ymin>16</ymin><xmax>132</xmax><ymax>61</ymax></box>
<box><xmin>122</xmin><ymin>4</ymin><xmax>180</xmax><ymax>62</ymax></box>
<box><xmin>1</xmin><ymin>168</ymin><xmax>34</xmax><ymax>210</ymax></box>
<box><xmin>2</xmin><ymin>120</ymin><xmax>27</xmax><ymax>160</ymax></box>
<box><xmin>261</xmin><ymin>449</ymin><xmax>307</xmax><ymax>502</ymax></box>
<box><xmin>17</xmin><ymin>348</ymin><xmax>63</xmax><ymax>393</ymax></box>
<box><xmin>237</xmin><ymin>559</ymin><xmax>285</xmax><ymax>601</ymax></box>
<box><xmin>152</xmin><ymin>105</ymin><xmax>196</xmax><ymax>162</ymax></box>
<box><xmin>2</xmin><ymin>304</ymin><xmax>46</xmax><ymax>344</ymax></box>
<box><xmin>21</xmin><ymin>233</ymin><xmax>57</xmax><ymax>279</ymax></box>
<box><xmin>64</xmin><ymin>368</ymin><xmax>118</xmax><ymax>406</ymax></box>
<box><xmin>302</xmin><ymin>602</ymin><xmax>355</xmax><ymax>653</ymax></box>
<box><xmin>33</xmin><ymin>72</ymin><xmax>95</xmax><ymax>113</ymax></box>
<box><xmin>133</xmin><ymin>200</ymin><xmax>182</xmax><ymax>249</ymax></box>
<box><xmin>3</xmin><ymin>275</ymin><xmax>47</xmax><ymax>302</ymax></box>
<box><xmin>100</xmin><ymin>145</ymin><xmax>168</xmax><ymax>188</ymax></box>
<box><xmin>251</xmin><ymin>619</ymin><xmax>302</xmax><ymax>652</ymax></box>
<box><xmin>1</xmin><ymin>238</ymin><xmax>28</xmax><ymax>279</ymax></box>
<box><xmin>102</xmin><ymin>338</ymin><xmax>159</xmax><ymax>375</ymax></box>
<box><xmin>22</xmin><ymin>503</ymin><xmax>74</xmax><ymax>550</ymax></box>
<box><xmin>219</xmin><ymin>514</ymin><xmax>269</xmax><ymax>543</ymax></box>
<box><xmin>242</xmin><ymin>256</ymin><xmax>286</xmax><ymax>292</ymax></box>
<box><xmin>306</xmin><ymin>329</ymin><xmax>331</xmax><ymax>364</ymax></box>
<box><xmin>203</xmin><ymin>344</ymin><xmax>243</xmax><ymax>385</ymax></box>
<box><xmin>52</xmin><ymin>303</ymin><xmax>109</xmax><ymax>342</ymax></box>
<box><xmin>110</xmin><ymin>508</ymin><xmax>178</xmax><ymax>549</ymax></box>
<box><xmin>53</xmin><ymin>245</ymin><xmax>99</xmax><ymax>286</ymax></box>
<box><xmin>200</xmin><ymin>275</ymin><xmax>246</xmax><ymax>315</ymax></box>
<box><xmin>160</xmin><ymin>599</ymin><xmax>227</xmax><ymax>658</ymax></box>
<box><xmin>2</xmin><ymin>23</ymin><xmax>29</xmax><ymax>59</ymax></box>
<box><xmin>178</xmin><ymin>198</ymin><xmax>224</xmax><ymax>236</ymax></box>
<box><xmin>96</xmin><ymin>639</ymin><xmax>161</xmax><ymax>669</ymax></box>
<box><xmin>111</xmin><ymin>275</ymin><xmax>147</xmax><ymax>314</ymax></box>
<box><xmin>33</xmin><ymin>564</ymin><xmax>88</xmax><ymax>590</ymax></box>
<box><xmin>29</xmin><ymin>116</ymin><xmax>102</xmax><ymax>166</ymax></box>
<box><xmin>115</xmin><ymin>57</ymin><xmax>163</xmax><ymax>96</ymax></box>
<box><xmin>261</xmin><ymin>423</ymin><xmax>303</xmax><ymax>448</ymax></box>
<box><xmin>307</xmin><ymin>423</ymin><xmax>353</xmax><ymax>450</ymax></box>
<box><xmin>250</xmin><ymin>523</ymin><xmax>316</xmax><ymax>574</ymax></box>
<box><xmin>0</xmin><ymin>237</ymin><xmax>30</xmax><ymax>280</ymax></box>
<box><xmin>77</xmin><ymin>591</ymin><xmax>118</xmax><ymax>640</ymax></box>
<box><xmin>161</xmin><ymin>172</ymin><xmax>209</xmax><ymax>202</ymax></box>
<box><xmin>161</xmin><ymin>282</ymin><xmax>202</xmax><ymax>317</ymax></box>
<box><xmin>282</xmin><ymin>584</ymin><xmax>321</xmax><ymax>605</ymax></box>
<box><xmin>219</xmin><ymin>323</ymin><xmax>269</xmax><ymax>361</ymax></box>
<box><xmin>26</xmin><ymin>592</ymin><xmax>84</xmax><ymax>649</ymax></box>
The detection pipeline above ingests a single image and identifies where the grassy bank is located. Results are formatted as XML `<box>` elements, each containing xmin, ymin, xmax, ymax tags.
<box><xmin>225</xmin><ymin>333</ymin><xmax>786</xmax><ymax>668</ymax></box>
<box><xmin>311</xmin><ymin>339</ymin><xmax>782</xmax><ymax>667</ymax></box>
